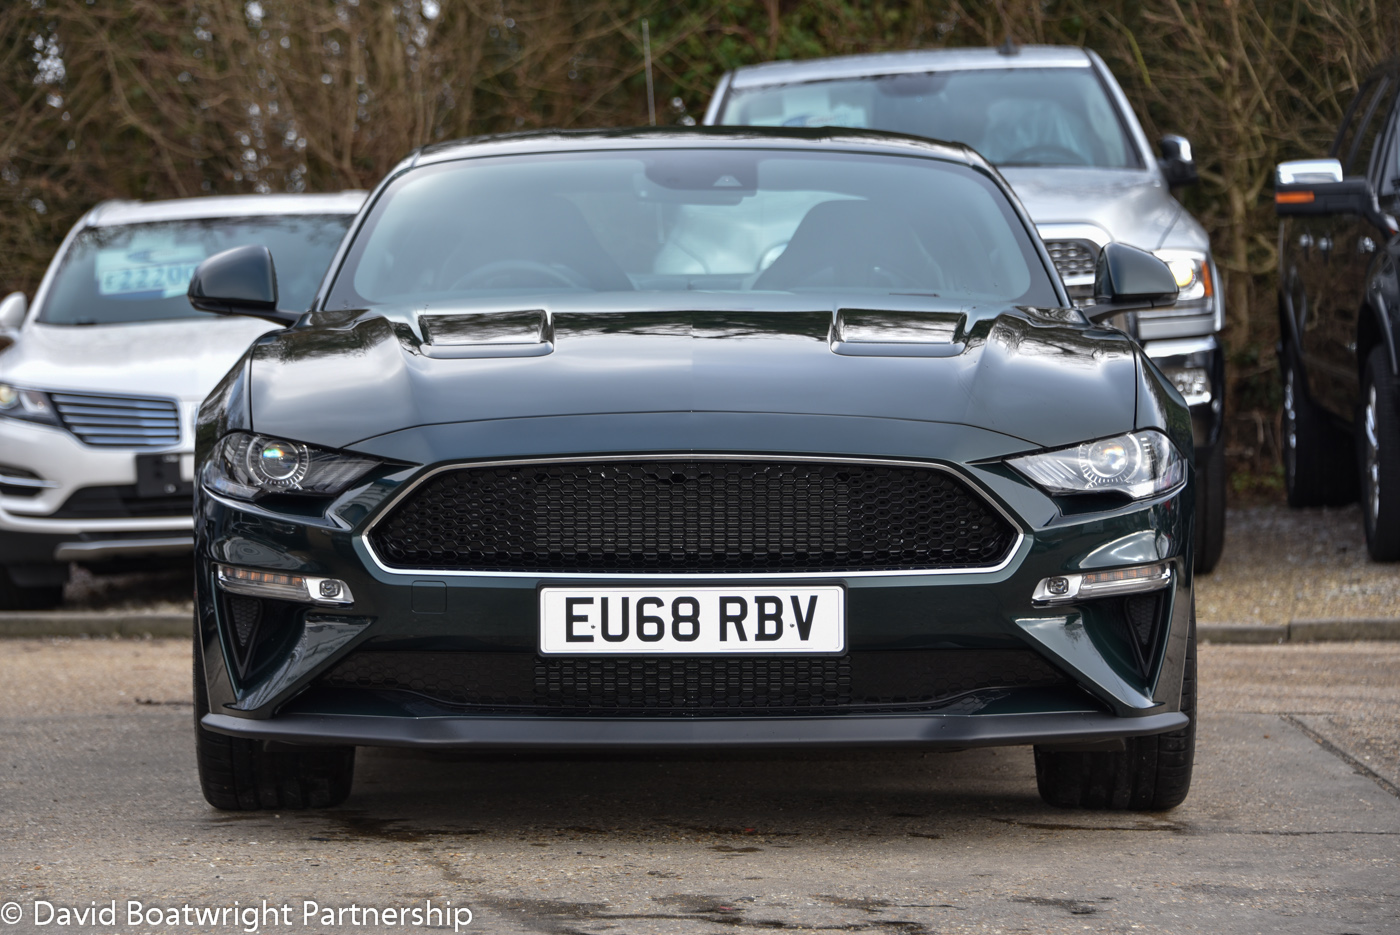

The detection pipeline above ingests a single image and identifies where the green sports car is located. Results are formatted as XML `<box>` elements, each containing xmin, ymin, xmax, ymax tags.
<box><xmin>186</xmin><ymin>128</ymin><xmax>1196</xmax><ymax>812</ymax></box>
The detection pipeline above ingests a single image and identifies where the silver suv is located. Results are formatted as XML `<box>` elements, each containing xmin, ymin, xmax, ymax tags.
<box><xmin>0</xmin><ymin>193</ymin><xmax>364</xmax><ymax>608</ymax></box>
<box><xmin>706</xmin><ymin>44</ymin><xmax>1226</xmax><ymax>571</ymax></box>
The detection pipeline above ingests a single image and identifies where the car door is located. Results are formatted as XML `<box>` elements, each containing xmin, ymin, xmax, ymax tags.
<box><xmin>1299</xmin><ymin>75</ymin><xmax>1397</xmax><ymax>421</ymax></box>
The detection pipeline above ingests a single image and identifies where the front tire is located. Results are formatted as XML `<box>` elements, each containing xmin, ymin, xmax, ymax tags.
<box><xmin>1359</xmin><ymin>347</ymin><xmax>1400</xmax><ymax>561</ymax></box>
<box><xmin>0</xmin><ymin>565</ymin><xmax>65</xmax><ymax>610</ymax></box>
<box><xmin>1034</xmin><ymin>607</ymin><xmax>1196</xmax><ymax>811</ymax></box>
<box><xmin>1282</xmin><ymin>349</ymin><xmax>1355</xmax><ymax>506</ymax></box>
<box><xmin>193</xmin><ymin>631</ymin><xmax>355</xmax><ymax>810</ymax></box>
<box><xmin>1193</xmin><ymin>441</ymin><xmax>1226</xmax><ymax>573</ymax></box>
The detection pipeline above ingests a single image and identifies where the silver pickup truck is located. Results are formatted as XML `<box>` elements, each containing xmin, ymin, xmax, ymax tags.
<box><xmin>706</xmin><ymin>44</ymin><xmax>1226</xmax><ymax>571</ymax></box>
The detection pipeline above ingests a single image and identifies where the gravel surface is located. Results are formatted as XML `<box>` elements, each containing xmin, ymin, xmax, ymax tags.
<box><xmin>1195</xmin><ymin>503</ymin><xmax>1400</xmax><ymax>624</ymax></box>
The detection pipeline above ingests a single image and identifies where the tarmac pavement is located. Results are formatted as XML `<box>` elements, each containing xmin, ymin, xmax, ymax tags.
<box><xmin>1</xmin><ymin>638</ymin><xmax>1397</xmax><ymax>935</ymax></box>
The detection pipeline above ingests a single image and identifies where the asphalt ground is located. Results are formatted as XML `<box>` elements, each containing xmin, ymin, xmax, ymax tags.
<box><xmin>1</xmin><ymin>638</ymin><xmax>1397</xmax><ymax>935</ymax></box>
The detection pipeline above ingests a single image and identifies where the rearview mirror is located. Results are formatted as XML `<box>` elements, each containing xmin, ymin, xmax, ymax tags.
<box><xmin>0</xmin><ymin>292</ymin><xmax>27</xmax><ymax>330</ymax></box>
<box><xmin>1085</xmin><ymin>243</ymin><xmax>1178</xmax><ymax>322</ymax></box>
<box><xmin>1157</xmin><ymin>135</ymin><xmax>1198</xmax><ymax>188</ymax></box>
<box><xmin>187</xmin><ymin>245</ymin><xmax>299</xmax><ymax>326</ymax></box>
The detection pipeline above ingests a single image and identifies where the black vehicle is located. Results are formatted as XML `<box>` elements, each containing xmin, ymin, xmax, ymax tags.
<box><xmin>1274</xmin><ymin>58</ymin><xmax>1400</xmax><ymax>560</ymax></box>
<box><xmin>187</xmin><ymin>128</ymin><xmax>1197</xmax><ymax>813</ymax></box>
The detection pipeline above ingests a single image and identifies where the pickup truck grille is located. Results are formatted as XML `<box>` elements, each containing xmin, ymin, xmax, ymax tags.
<box><xmin>1045</xmin><ymin>240</ymin><xmax>1099</xmax><ymax>280</ymax></box>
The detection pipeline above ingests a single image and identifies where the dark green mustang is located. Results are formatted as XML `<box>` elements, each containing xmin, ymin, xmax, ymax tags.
<box><xmin>188</xmin><ymin>128</ymin><xmax>1196</xmax><ymax>812</ymax></box>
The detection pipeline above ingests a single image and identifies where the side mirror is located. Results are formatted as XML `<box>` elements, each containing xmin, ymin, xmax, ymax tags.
<box><xmin>0</xmin><ymin>292</ymin><xmax>27</xmax><ymax>330</ymax></box>
<box><xmin>1157</xmin><ymin>135</ymin><xmax>1198</xmax><ymax>188</ymax></box>
<box><xmin>1086</xmin><ymin>243</ymin><xmax>1178</xmax><ymax>322</ymax></box>
<box><xmin>1273</xmin><ymin>158</ymin><xmax>1397</xmax><ymax>232</ymax></box>
<box><xmin>187</xmin><ymin>245</ymin><xmax>299</xmax><ymax>326</ymax></box>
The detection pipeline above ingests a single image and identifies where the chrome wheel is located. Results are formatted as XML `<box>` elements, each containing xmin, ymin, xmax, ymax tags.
<box><xmin>1363</xmin><ymin>383</ymin><xmax>1380</xmax><ymax>525</ymax></box>
<box><xmin>1283</xmin><ymin>368</ymin><xmax>1299</xmax><ymax>478</ymax></box>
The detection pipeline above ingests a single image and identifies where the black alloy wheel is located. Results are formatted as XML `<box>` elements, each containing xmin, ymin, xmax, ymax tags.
<box><xmin>193</xmin><ymin>630</ymin><xmax>355</xmax><ymax>810</ymax></box>
<box><xmin>1359</xmin><ymin>347</ymin><xmax>1400</xmax><ymax>561</ymax></box>
<box><xmin>1282</xmin><ymin>348</ymin><xmax>1355</xmax><ymax>507</ymax></box>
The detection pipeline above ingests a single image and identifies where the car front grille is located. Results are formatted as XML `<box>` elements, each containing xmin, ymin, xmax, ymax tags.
<box><xmin>368</xmin><ymin>459</ymin><xmax>1017</xmax><ymax>573</ymax></box>
<box><xmin>316</xmin><ymin>649</ymin><xmax>1070</xmax><ymax>716</ymax></box>
<box><xmin>51</xmin><ymin>483</ymin><xmax>193</xmax><ymax>518</ymax></box>
<box><xmin>1045</xmin><ymin>240</ymin><xmax>1099</xmax><ymax>280</ymax></box>
<box><xmin>50</xmin><ymin>392</ymin><xmax>181</xmax><ymax>448</ymax></box>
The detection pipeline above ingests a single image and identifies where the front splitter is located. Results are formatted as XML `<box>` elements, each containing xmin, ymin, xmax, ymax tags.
<box><xmin>202</xmin><ymin>709</ymin><xmax>1188</xmax><ymax>751</ymax></box>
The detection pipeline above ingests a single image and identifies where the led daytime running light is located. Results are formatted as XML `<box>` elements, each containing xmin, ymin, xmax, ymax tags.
<box><xmin>215</xmin><ymin>563</ymin><xmax>354</xmax><ymax>605</ymax></box>
<box><xmin>1033</xmin><ymin>562</ymin><xmax>1173</xmax><ymax>604</ymax></box>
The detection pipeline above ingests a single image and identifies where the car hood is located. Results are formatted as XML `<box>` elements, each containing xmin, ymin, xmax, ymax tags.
<box><xmin>246</xmin><ymin>302</ymin><xmax>1142</xmax><ymax>457</ymax></box>
<box><xmin>0</xmin><ymin>318</ymin><xmax>278</xmax><ymax>401</ymax></box>
<box><xmin>999</xmin><ymin>167</ymin><xmax>1206</xmax><ymax>251</ymax></box>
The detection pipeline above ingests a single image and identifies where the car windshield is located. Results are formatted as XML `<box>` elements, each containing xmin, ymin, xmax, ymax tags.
<box><xmin>326</xmin><ymin>149</ymin><xmax>1058</xmax><ymax>310</ymax></box>
<box><xmin>38</xmin><ymin>215</ymin><xmax>352</xmax><ymax>325</ymax></box>
<box><xmin>720</xmin><ymin>69</ymin><xmax>1141</xmax><ymax>170</ymax></box>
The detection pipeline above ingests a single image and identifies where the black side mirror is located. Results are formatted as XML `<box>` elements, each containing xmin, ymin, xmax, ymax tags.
<box><xmin>1273</xmin><ymin>158</ymin><xmax>1398</xmax><ymax>233</ymax></box>
<box><xmin>1158</xmin><ymin>135</ymin><xmax>1198</xmax><ymax>188</ymax></box>
<box><xmin>187</xmin><ymin>245</ymin><xmax>299</xmax><ymax>326</ymax></box>
<box><xmin>1085</xmin><ymin>243</ymin><xmax>1178</xmax><ymax>322</ymax></box>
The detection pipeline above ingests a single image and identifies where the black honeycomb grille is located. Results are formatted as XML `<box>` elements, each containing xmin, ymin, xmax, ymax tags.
<box><xmin>369</xmin><ymin>460</ymin><xmax>1016</xmax><ymax>573</ymax></box>
<box><xmin>317</xmin><ymin>649</ymin><xmax>1068</xmax><ymax>716</ymax></box>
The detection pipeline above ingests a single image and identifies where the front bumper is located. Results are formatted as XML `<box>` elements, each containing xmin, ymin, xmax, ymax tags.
<box><xmin>0</xmin><ymin>412</ymin><xmax>196</xmax><ymax>565</ymax></box>
<box><xmin>194</xmin><ymin>426</ymin><xmax>1196</xmax><ymax>752</ymax></box>
<box><xmin>1144</xmin><ymin>336</ymin><xmax>1225</xmax><ymax>454</ymax></box>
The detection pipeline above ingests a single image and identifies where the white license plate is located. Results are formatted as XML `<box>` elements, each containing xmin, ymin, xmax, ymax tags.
<box><xmin>539</xmin><ymin>586</ymin><xmax>845</xmax><ymax>655</ymax></box>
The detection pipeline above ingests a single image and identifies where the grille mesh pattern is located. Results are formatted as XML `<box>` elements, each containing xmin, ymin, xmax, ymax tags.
<box><xmin>370</xmin><ymin>460</ymin><xmax>1015</xmax><ymax>573</ymax></box>
<box><xmin>317</xmin><ymin>649</ymin><xmax>1068</xmax><ymax>716</ymax></box>
<box><xmin>227</xmin><ymin>596</ymin><xmax>262</xmax><ymax>649</ymax></box>
<box><xmin>1045</xmin><ymin>240</ymin><xmax>1099</xmax><ymax>279</ymax></box>
<box><xmin>51</xmin><ymin>392</ymin><xmax>180</xmax><ymax>448</ymax></box>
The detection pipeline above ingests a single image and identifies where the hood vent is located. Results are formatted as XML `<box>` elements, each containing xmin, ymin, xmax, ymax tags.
<box><xmin>830</xmin><ymin>309</ymin><xmax>965</xmax><ymax>358</ymax></box>
<box><xmin>420</xmin><ymin>309</ymin><xmax>552</xmax><ymax>358</ymax></box>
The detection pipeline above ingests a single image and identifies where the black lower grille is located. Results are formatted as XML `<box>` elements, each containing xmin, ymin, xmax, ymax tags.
<box><xmin>317</xmin><ymin>649</ymin><xmax>1069</xmax><ymax>716</ymax></box>
<box><xmin>369</xmin><ymin>459</ymin><xmax>1016</xmax><ymax>573</ymax></box>
<box><xmin>52</xmin><ymin>483</ymin><xmax>193</xmax><ymax>518</ymax></box>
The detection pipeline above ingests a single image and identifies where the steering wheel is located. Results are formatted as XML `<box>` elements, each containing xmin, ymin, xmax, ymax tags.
<box><xmin>450</xmin><ymin>260</ymin><xmax>588</xmax><ymax>291</ymax></box>
<box><xmin>1001</xmin><ymin>144</ymin><xmax>1086</xmax><ymax>166</ymax></box>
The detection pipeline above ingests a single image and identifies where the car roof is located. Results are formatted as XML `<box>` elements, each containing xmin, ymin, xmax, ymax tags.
<box><xmin>409</xmin><ymin>126</ymin><xmax>987</xmax><ymax>170</ymax></box>
<box><xmin>86</xmin><ymin>191</ymin><xmax>367</xmax><ymax>227</ymax></box>
<box><xmin>726</xmin><ymin>45</ymin><xmax>1093</xmax><ymax>90</ymax></box>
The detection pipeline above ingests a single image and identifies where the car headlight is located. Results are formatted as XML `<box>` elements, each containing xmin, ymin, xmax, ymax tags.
<box><xmin>0</xmin><ymin>383</ymin><xmax>59</xmax><ymax>426</ymax></box>
<box><xmin>1152</xmin><ymin>249</ymin><xmax>1213</xmax><ymax>307</ymax></box>
<box><xmin>1008</xmin><ymin>430</ymin><xmax>1185</xmax><ymax>500</ymax></box>
<box><xmin>203</xmin><ymin>432</ymin><xmax>383</xmax><ymax>501</ymax></box>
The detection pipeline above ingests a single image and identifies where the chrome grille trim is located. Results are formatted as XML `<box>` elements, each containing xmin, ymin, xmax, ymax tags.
<box><xmin>358</xmin><ymin>454</ymin><xmax>1027</xmax><ymax>580</ymax></box>
<box><xmin>50</xmin><ymin>392</ymin><xmax>181</xmax><ymax>449</ymax></box>
<box><xmin>1044</xmin><ymin>239</ymin><xmax>1099</xmax><ymax>281</ymax></box>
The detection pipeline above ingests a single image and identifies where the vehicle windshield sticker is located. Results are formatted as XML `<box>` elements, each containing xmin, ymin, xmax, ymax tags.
<box><xmin>95</xmin><ymin>245</ymin><xmax>207</xmax><ymax>299</ymax></box>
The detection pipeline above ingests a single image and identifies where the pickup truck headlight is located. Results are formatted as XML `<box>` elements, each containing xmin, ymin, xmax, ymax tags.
<box><xmin>0</xmin><ymin>383</ymin><xmax>59</xmax><ymax>426</ymax></box>
<box><xmin>1009</xmin><ymin>430</ymin><xmax>1185</xmax><ymax>500</ymax></box>
<box><xmin>1152</xmin><ymin>249</ymin><xmax>1213</xmax><ymax>307</ymax></box>
<box><xmin>203</xmin><ymin>432</ymin><xmax>382</xmax><ymax>501</ymax></box>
